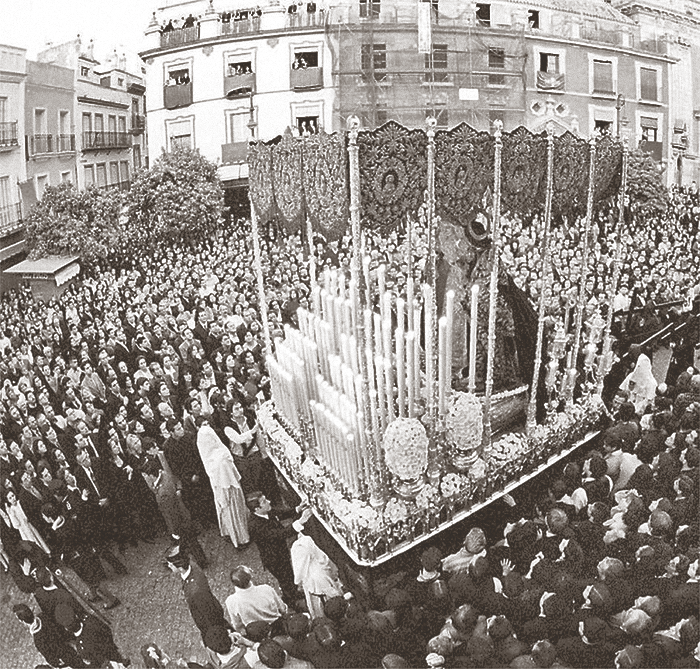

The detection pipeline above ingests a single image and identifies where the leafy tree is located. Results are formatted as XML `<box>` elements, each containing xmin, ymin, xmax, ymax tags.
<box><xmin>125</xmin><ymin>147</ymin><xmax>223</xmax><ymax>248</ymax></box>
<box><xmin>24</xmin><ymin>182</ymin><xmax>125</xmax><ymax>262</ymax></box>
<box><xmin>626</xmin><ymin>148</ymin><xmax>668</xmax><ymax>219</ymax></box>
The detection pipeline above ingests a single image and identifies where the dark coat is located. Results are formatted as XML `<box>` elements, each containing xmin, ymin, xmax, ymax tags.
<box><xmin>181</xmin><ymin>562</ymin><xmax>228</xmax><ymax>638</ymax></box>
<box><xmin>31</xmin><ymin>613</ymin><xmax>85</xmax><ymax>668</ymax></box>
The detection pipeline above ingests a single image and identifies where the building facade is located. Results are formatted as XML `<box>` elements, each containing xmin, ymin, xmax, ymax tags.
<box><xmin>37</xmin><ymin>39</ymin><xmax>147</xmax><ymax>191</ymax></box>
<box><xmin>614</xmin><ymin>0</ymin><xmax>700</xmax><ymax>185</ymax></box>
<box><xmin>24</xmin><ymin>61</ymin><xmax>78</xmax><ymax>198</ymax></box>
<box><xmin>140</xmin><ymin>0</ymin><xmax>675</xmax><ymax>193</ymax></box>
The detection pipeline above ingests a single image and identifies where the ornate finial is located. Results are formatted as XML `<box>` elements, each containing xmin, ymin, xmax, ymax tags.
<box><xmin>546</xmin><ymin>120</ymin><xmax>555</xmax><ymax>137</ymax></box>
<box><xmin>492</xmin><ymin>119</ymin><xmax>503</xmax><ymax>141</ymax></box>
<box><xmin>149</xmin><ymin>11</ymin><xmax>158</xmax><ymax>26</ymax></box>
<box><xmin>206</xmin><ymin>0</ymin><xmax>216</xmax><ymax>14</ymax></box>
<box><xmin>347</xmin><ymin>115</ymin><xmax>360</xmax><ymax>132</ymax></box>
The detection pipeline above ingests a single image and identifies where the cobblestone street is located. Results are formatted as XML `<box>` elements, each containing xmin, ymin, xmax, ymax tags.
<box><xmin>0</xmin><ymin>528</ymin><xmax>272</xmax><ymax>668</ymax></box>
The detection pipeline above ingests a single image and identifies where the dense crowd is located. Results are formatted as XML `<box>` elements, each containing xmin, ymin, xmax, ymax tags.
<box><xmin>501</xmin><ymin>186</ymin><xmax>700</xmax><ymax>325</ymax></box>
<box><xmin>0</xmin><ymin>193</ymin><xmax>698</xmax><ymax>667</ymax></box>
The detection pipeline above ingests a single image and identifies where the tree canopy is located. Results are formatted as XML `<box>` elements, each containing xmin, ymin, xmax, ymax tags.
<box><xmin>24</xmin><ymin>182</ymin><xmax>124</xmax><ymax>262</ymax></box>
<box><xmin>626</xmin><ymin>148</ymin><xmax>669</xmax><ymax>219</ymax></box>
<box><xmin>125</xmin><ymin>147</ymin><xmax>223</xmax><ymax>248</ymax></box>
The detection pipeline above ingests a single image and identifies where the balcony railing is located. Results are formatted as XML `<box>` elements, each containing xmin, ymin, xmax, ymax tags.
<box><xmin>222</xmin><ymin>141</ymin><xmax>249</xmax><ymax>165</ymax></box>
<box><xmin>0</xmin><ymin>203</ymin><xmax>23</xmax><ymax>236</ymax></box>
<box><xmin>640</xmin><ymin>140</ymin><xmax>663</xmax><ymax>162</ymax></box>
<box><xmin>131</xmin><ymin>114</ymin><xmax>145</xmax><ymax>133</ymax></box>
<box><xmin>221</xmin><ymin>16</ymin><xmax>261</xmax><ymax>35</ymax></box>
<box><xmin>224</xmin><ymin>72</ymin><xmax>256</xmax><ymax>98</ymax></box>
<box><xmin>82</xmin><ymin>131</ymin><xmax>131</xmax><ymax>150</ymax></box>
<box><xmin>286</xmin><ymin>11</ymin><xmax>325</xmax><ymax>28</ymax></box>
<box><xmin>164</xmin><ymin>82</ymin><xmax>193</xmax><ymax>109</ymax></box>
<box><xmin>291</xmin><ymin>67</ymin><xmax>323</xmax><ymax>91</ymax></box>
<box><xmin>99</xmin><ymin>180</ymin><xmax>131</xmax><ymax>192</ymax></box>
<box><xmin>160</xmin><ymin>24</ymin><xmax>200</xmax><ymax>48</ymax></box>
<box><xmin>29</xmin><ymin>134</ymin><xmax>53</xmax><ymax>155</ymax></box>
<box><xmin>0</xmin><ymin>122</ymin><xmax>18</xmax><ymax>148</ymax></box>
<box><xmin>581</xmin><ymin>26</ymin><xmax>623</xmax><ymax>46</ymax></box>
<box><xmin>57</xmin><ymin>134</ymin><xmax>76</xmax><ymax>152</ymax></box>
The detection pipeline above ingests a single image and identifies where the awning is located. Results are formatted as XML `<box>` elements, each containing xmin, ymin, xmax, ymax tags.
<box><xmin>641</xmin><ymin>116</ymin><xmax>658</xmax><ymax>129</ymax></box>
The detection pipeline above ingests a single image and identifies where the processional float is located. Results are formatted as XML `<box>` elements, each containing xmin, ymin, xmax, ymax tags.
<box><xmin>248</xmin><ymin>117</ymin><xmax>627</xmax><ymax>565</ymax></box>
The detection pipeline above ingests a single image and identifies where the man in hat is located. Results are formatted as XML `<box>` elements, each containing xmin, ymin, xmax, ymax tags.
<box><xmin>54</xmin><ymin>602</ymin><xmax>128</xmax><ymax>667</ymax></box>
<box><xmin>166</xmin><ymin>545</ymin><xmax>230</xmax><ymax>641</ymax></box>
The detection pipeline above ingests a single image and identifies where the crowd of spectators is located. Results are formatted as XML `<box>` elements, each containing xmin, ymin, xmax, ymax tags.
<box><xmin>0</xmin><ymin>189</ymin><xmax>698</xmax><ymax>667</ymax></box>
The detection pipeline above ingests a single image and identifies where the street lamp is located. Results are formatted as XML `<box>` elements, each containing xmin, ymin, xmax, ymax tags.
<box><xmin>615</xmin><ymin>93</ymin><xmax>625</xmax><ymax>140</ymax></box>
<box><xmin>247</xmin><ymin>90</ymin><xmax>257</xmax><ymax>139</ymax></box>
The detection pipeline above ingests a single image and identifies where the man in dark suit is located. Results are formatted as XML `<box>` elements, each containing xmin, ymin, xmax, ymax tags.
<box><xmin>32</xmin><ymin>566</ymin><xmax>82</xmax><ymax>622</ymax></box>
<box><xmin>246</xmin><ymin>492</ymin><xmax>304</xmax><ymax>604</ymax></box>
<box><xmin>55</xmin><ymin>602</ymin><xmax>128</xmax><ymax>667</ymax></box>
<box><xmin>13</xmin><ymin>603</ymin><xmax>86</xmax><ymax>668</ymax></box>
<box><xmin>166</xmin><ymin>547</ymin><xmax>230</xmax><ymax>641</ymax></box>
<box><xmin>18</xmin><ymin>470</ymin><xmax>48</xmax><ymax>529</ymax></box>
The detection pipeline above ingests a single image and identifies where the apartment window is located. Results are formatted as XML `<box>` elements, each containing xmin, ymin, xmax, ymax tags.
<box><xmin>36</xmin><ymin>175</ymin><xmax>49</xmax><ymax>198</ymax></box>
<box><xmin>540</xmin><ymin>53</ymin><xmax>559</xmax><ymax>73</ymax></box>
<box><xmin>425</xmin><ymin>44</ymin><xmax>448</xmax><ymax>82</ymax></box>
<box><xmin>100</xmin><ymin>76</ymin><xmax>111</xmax><ymax>87</ymax></box>
<box><xmin>297</xmin><ymin>115</ymin><xmax>319</xmax><ymax>135</ymax></box>
<box><xmin>361</xmin><ymin>43</ymin><xmax>387</xmax><ymax>82</ymax></box>
<box><xmin>34</xmin><ymin>108</ymin><xmax>47</xmax><ymax>134</ymax></box>
<box><xmin>94</xmin><ymin>114</ymin><xmax>104</xmax><ymax>133</ymax></box>
<box><xmin>96</xmin><ymin>164</ymin><xmax>107</xmax><ymax>187</ymax></box>
<box><xmin>120</xmin><ymin>161</ymin><xmax>130</xmax><ymax>184</ymax></box>
<box><xmin>110</xmin><ymin>162</ymin><xmax>120</xmax><ymax>185</ymax></box>
<box><xmin>84</xmin><ymin>165</ymin><xmax>95</xmax><ymax>187</ymax></box>
<box><xmin>118</xmin><ymin>77</ymin><xmax>124</xmax><ymax>86</ymax></box>
<box><xmin>132</xmin><ymin>98</ymin><xmax>140</xmax><ymax>114</ymax></box>
<box><xmin>166</xmin><ymin>67</ymin><xmax>191</xmax><ymax>86</ymax></box>
<box><xmin>229</xmin><ymin>110</ymin><xmax>253</xmax><ymax>142</ymax></box>
<box><xmin>593</xmin><ymin>59</ymin><xmax>614</xmax><ymax>95</ymax></box>
<box><xmin>488</xmin><ymin>47</ymin><xmax>505</xmax><ymax>86</ymax></box>
<box><xmin>641</xmin><ymin>116</ymin><xmax>658</xmax><ymax>142</ymax></box>
<box><xmin>108</xmin><ymin>115</ymin><xmax>117</xmax><ymax>136</ymax></box>
<box><xmin>640</xmin><ymin>67</ymin><xmax>658</xmax><ymax>101</ymax></box>
<box><xmin>359</xmin><ymin>0</ymin><xmax>380</xmax><ymax>19</ymax></box>
<box><xmin>0</xmin><ymin>176</ymin><xmax>10</xmax><ymax>209</ymax></box>
<box><xmin>82</xmin><ymin>113</ymin><xmax>92</xmax><ymax>133</ymax></box>
<box><xmin>227</xmin><ymin>59</ymin><xmax>253</xmax><ymax>76</ymax></box>
<box><xmin>293</xmin><ymin>51</ymin><xmax>319</xmax><ymax>69</ymax></box>
<box><xmin>133</xmin><ymin>144</ymin><xmax>142</xmax><ymax>169</ymax></box>
<box><xmin>61</xmin><ymin>171</ymin><xmax>72</xmax><ymax>183</ymax></box>
<box><xmin>528</xmin><ymin>9</ymin><xmax>539</xmax><ymax>29</ymax></box>
<box><xmin>595</xmin><ymin>119</ymin><xmax>613</xmax><ymax>135</ymax></box>
<box><xmin>81</xmin><ymin>66</ymin><xmax>90</xmax><ymax>77</ymax></box>
<box><xmin>171</xmin><ymin>133</ymin><xmax>192</xmax><ymax>150</ymax></box>
<box><xmin>476</xmin><ymin>3</ymin><xmax>491</xmax><ymax>26</ymax></box>
<box><xmin>0</xmin><ymin>97</ymin><xmax>6</xmax><ymax>123</ymax></box>
<box><xmin>59</xmin><ymin>111</ymin><xmax>69</xmax><ymax>135</ymax></box>
<box><xmin>422</xmin><ymin>0</ymin><xmax>439</xmax><ymax>12</ymax></box>
<box><xmin>118</xmin><ymin>116</ymin><xmax>127</xmax><ymax>134</ymax></box>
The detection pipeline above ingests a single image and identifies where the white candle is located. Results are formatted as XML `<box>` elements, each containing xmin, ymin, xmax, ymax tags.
<box><xmin>438</xmin><ymin>316</ymin><xmax>447</xmax><ymax>416</ymax></box>
<box><xmin>396</xmin><ymin>297</ymin><xmax>405</xmax><ymax>348</ymax></box>
<box><xmin>406</xmin><ymin>331</ymin><xmax>415</xmax><ymax>418</ymax></box>
<box><xmin>407</xmin><ymin>277</ymin><xmax>415</xmax><ymax>333</ymax></box>
<box><xmin>377</xmin><ymin>265</ymin><xmax>386</xmax><ymax>306</ymax></box>
<box><xmin>423</xmin><ymin>285</ymin><xmax>434</xmax><ymax>411</ymax></box>
<box><xmin>312</xmin><ymin>286</ymin><xmax>322</xmax><ymax>316</ymax></box>
<box><xmin>369</xmin><ymin>388</ymin><xmax>381</xmax><ymax>452</ymax></box>
<box><xmin>349</xmin><ymin>279</ymin><xmax>359</xmax><ymax>334</ymax></box>
<box><xmin>413</xmin><ymin>300</ymin><xmax>421</xmax><ymax>399</ymax></box>
<box><xmin>373</xmin><ymin>313</ymin><xmax>383</xmax><ymax>362</ymax></box>
<box><xmin>469</xmin><ymin>284</ymin><xmax>479</xmax><ymax>393</ymax></box>
<box><xmin>445</xmin><ymin>290</ymin><xmax>454</xmax><ymax>397</ymax></box>
<box><xmin>396</xmin><ymin>329</ymin><xmax>405</xmax><ymax>417</ymax></box>
<box><xmin>382</xmin><ymin>291</ymin><xmax>392</xmax><ymax>327</ymax></box>
<box><xmin>375</xmin><ymin>355</ymin><xmax>386</xmax><ymax>431</ymax></box>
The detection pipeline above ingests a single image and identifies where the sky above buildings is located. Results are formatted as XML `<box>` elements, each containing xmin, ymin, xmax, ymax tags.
<box><xmin>1</xmin><ymin>0</ymin><xmax>154</xmax><ymax>62</ymax></box>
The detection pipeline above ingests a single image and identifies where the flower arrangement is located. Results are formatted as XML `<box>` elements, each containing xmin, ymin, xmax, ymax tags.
<box><xmin>440</xmin><ymin>472</ymin><xmax>463</xmax><ymax>498</ymax></box>
<box><xmin>446</xmin><ymin>391</ymin><xmax>483</xmax><ymax>453</ymax></box>
<box><xmin>383</xmin><ymin>418</ymin><xmax>429</xmax><ymax>481</ymax></box>
<box><xmin>384</xmin><ymin>497</ymin><xmax>409</xmax><ymax>525</ymax></box>
<box><xmin>415</xmin><ymin>484</ymin><xmax>441</xmax><ymax>511</ymax></box>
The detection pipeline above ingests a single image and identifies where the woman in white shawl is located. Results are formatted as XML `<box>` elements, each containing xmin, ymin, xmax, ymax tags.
<box><xmin>196</xmin><ymin>419</ymin><xmax>249</xmax><ymax>547</ymax></box>
<box><xmin>290</xmin><ymin>517</ymin><xmax>343</xmax><ymax>619</ymax></box>
<box><xmin>619</xmin><ymin>353</ymin><xmax>658</xmax><ymax>416</ymax></box>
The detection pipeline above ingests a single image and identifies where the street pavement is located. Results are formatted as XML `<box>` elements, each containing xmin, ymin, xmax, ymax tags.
<box><xmin>0</xmin><ymin>528</ymin><xmax>274</xmax><ymax>668</ymax></box>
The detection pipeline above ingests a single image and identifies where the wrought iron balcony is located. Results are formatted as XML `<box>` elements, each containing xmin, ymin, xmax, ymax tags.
<box><xmin>0</xmin><ymin>203</ymin><xmax>23</xmax><ymax>236</ymax></box>
<box><xmin>29</xmin><ymin>134</ymin><xmax>53</xmax><ymax>155</ymax></box>
<box><xmin>221</xmin><ymin>16</ymin><xmax>261</xmax><ymax>35</ymax></box>
<box><xmin>221</xmin><ymin>141</ymin><xmax>249</xmax><ymax>165</ymax></box>
<box><xmin>131</xmin><ymin>114</ymin><xmax>145</xmax><ymax>133</ymax></box>
<box><xmin>164</xmin><ymin>82</ymin><xmax>193</xmax><ymax>109</ymax></box>
<box><xmin>0</xmin><ymin>122</ymin><xmax>18</xmax><ymax>148</ymax></box>
<box><xmin>57</xmin><ymin>134</ymin><xmax>76</xmax><ymax>152</ymax></box>
<box><xmin>99</xmin><ymin>180</ymin><xmax>131</xmax><ymax>192</ymax></box>
<box><xmin>291</xmin><ymin>66</ymin><xmax>323</xmax><ymax>91</ymax></box>
<box><xmin>160</xmin><ymin>24</ymin><xmax>200</xmax><ymax>48</ymax></box>
<box><xmin>224</xmin><ymin>72</ymin><xmax>256</xmax><ymax>98</ymax></box>
<box><xmin>82</xmin><ymin>131</ymin><xmax>131</xmax><ymax>150</ymax></box>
